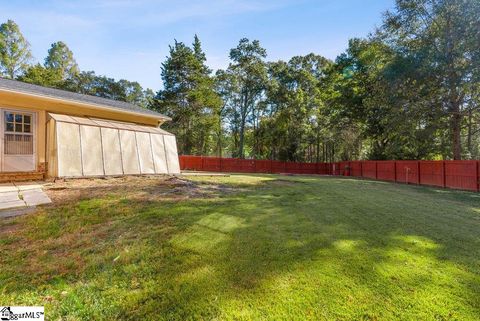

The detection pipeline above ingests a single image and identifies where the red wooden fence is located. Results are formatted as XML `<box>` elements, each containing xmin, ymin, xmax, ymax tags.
<box><xmin>179</xmin><ymin>156</ymin><xmax>480</xmax><ymax>192</ymax></box>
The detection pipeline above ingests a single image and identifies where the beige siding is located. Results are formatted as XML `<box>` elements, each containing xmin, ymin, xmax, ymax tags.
<box><xmin>46</xmin><ymin>119</ymin><xmax>57</xmax><ymax>177</ymax></box>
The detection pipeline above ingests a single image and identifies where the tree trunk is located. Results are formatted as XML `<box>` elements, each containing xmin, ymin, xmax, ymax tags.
<box><xmin>217</xmin><ymin>131</ymin><xmax>222</xmax><ymax>158</ymax></box>
<box><xmin>450</xmin><ymin>100</ymin><xmax>462</xmax><ymax>160</ymax></box>
<box><xmin>466</xmin><ymin>108</ymin><xmax>473</xmax><ymax>158</ymax></box>
<box><xmin>252</xmin><ymin>107</ymin><xmax>256</xmax><ymax>159</ymax></box>
<box><xmin>184</xmin><ymin>120</ymin><xmax>192</xmax><ymax>155</ymax></box>
<box><xmin>451</xmin><ymin>113</ymin><xmax>462</xmax><ymax>160</ymax></box>
<box><xmin>442</xmin><ymin>13</ymin><xmax>462</xmax><ymax>160</ymax></box>
<box><xmin>238</xmin><ymin>118</ymin><xmax>245</xmax><ymax>159</ymax></box>
<box><xmin>238</xmin><ymin>91</ymin><xmax>249</xmax><ymax>159</ymax></box>
<box><xmin>217</xmin><ymin>109</ymin><xmax>223</xmax><ymax>157</ymax></box>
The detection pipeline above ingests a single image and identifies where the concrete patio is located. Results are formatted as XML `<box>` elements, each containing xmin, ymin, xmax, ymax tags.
<box><xmin>0</xmin><ymin>182</ymin><xmax>51</xmax><ymax>217</ymax></box>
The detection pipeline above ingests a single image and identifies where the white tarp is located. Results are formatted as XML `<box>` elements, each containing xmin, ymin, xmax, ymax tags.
<box><xmin>136</xmin><ymin>131</ymin><xmax>155</xmax><ymax>174</ymax></box>
<box><xmin>119</xmin><ymin>130</ymin><xmax>140</xmax><ymax>175</ymax></box>
<box><xmin>151</xmin><ymin>134</ymin><xmax>168</xmax><ymax>174</ymax></box>
<box><xmin>51</xmin><ymin>113</ymin><xmax>180</xmax><ymax>177</ymax></box>
<box><xmin>101</xmin><ymin>127</ymin><xmax>123</xmax><ymax>176</ymax></box>
<box><xmin>56</xmin><ymin>122</ymin><xmax>83</xmax><ymax>177</ymax></box>
<box><xmin>80</xmin><ymin>125</ymin><xmax>104</xmax><ymax>176</ymax></box>
<box><xmin>164</xmin><ymin>135</ymin><xmax>180</xmax><ymax>174</ymax></box>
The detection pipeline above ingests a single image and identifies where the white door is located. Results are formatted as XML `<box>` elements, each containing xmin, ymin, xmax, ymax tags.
<box><xmin>1</xmin><ymin>110</ymin><xmax>36</xmax><ymax>172</ymax></box>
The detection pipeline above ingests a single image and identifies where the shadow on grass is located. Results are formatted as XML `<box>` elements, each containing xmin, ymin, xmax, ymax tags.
<box><xmin>1</xmin><ymin>175</ymin><xmax>479</xmax><ymax>320</ymax></box>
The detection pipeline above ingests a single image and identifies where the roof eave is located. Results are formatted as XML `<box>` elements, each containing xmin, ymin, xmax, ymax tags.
<box><xmin>0</xmin><ymin>87</ymin><xmax>172</xmax><ymax>122</ymax></box>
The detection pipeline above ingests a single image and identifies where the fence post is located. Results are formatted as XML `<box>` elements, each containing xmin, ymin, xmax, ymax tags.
<box><xmin>375</xmin><ymin>161</ymin><xmax>378</xmax><ymax>180</ymax></box>
<box><xmin>394</xmin><ymin>161</ymin><xmax>397</xmax><ymax>182</ymax></box>
<box><xmin>360</xmin><ymin>161</ymin><xmax>363</xmax><ymax>177</ymax></box>
<box><xmin>417</xmin><ymin>161</ymin><xmax>421</xmax><ymax>185</ymax></box>
<box><xmin>220</xmin><ymin>156</ymin><xmax>223</xmax><ymax>172</ymax></box>
<box><xmin>476</xmin><ymin>161</ymin><xmax>480</xmax><ymax>192</ymax></box>
<box><xmin>442</xmin><ymin>160</ymin><xmax>446</xmax><ymax>188</ymax></box>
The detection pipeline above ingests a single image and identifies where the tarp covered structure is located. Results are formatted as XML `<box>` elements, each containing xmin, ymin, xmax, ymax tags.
<box><xmin>47</xmin><ymin>113</ymin><xmax>180</xmax><ymax>177</ymax></box>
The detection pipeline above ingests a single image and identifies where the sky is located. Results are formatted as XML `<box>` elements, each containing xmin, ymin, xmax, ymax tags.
<box><xmin>0</xmin><ymin>0</ymin><xmax>396</xmax><ymax>91</ymax></box>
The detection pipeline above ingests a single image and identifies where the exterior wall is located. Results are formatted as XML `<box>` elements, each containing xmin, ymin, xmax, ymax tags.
<box><xmin>37</xmin><ymin>110</ymin><xmax>47</xmax><ymax>172</ymax></box>
<box><xmin>46</xmin><ymin>118</ymin><xmax>57</xmax><ymax>177</ymax></box>
<box><xmin>0</xmin><ymin>104</ymin><xmax>46</xmax><ymax>172</ymax></box>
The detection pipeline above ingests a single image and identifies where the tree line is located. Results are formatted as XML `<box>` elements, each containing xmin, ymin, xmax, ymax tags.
<box><xmin>1</xmin><ymin>0</ymin><xmax>479</xmax><ymax>161</ymax></box>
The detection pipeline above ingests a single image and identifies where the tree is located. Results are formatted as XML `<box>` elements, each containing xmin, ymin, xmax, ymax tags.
<box><xmin>213</xmin><ymin>69</ymin><xmax>236</xmax><ymax>157</ymax></box>
<box><xmin>60</xmin><ymin>71</ymin><xmax>153</xmax><ymax>109</ymax></box>
<box><xmin>326</xmin><ymin>37</ymin><xmax>446</xmax><ymax>161</ymax></box>
<box><xmin>155</xmin><ymin>37</ymin><xmax>221</xmax><ymax>155</ymax></box>
<box><xmin>224</xmin><ymin>38</ymin><xmax>267</xmax><ymax>158</ymax></box>
<box><xmin>0</xmin><ymin>19</ymin><xmax>32</xmax><ymax>78</ymax></box>
<box><xmin>44</xmin><ymin>41</ymin><xmax>79</xmax><ymax>80</ymax></box>
<box><xmin>63</xmin><ymin>70</ymin><xmax>97</xmax><ymax>95</ymax></box>
<box><xmin>17</xmin><ymin>63</ymin><xmax>62</xmax><ymax>87</ymax></box>
<box><xmin>382</xmin><ymin>0</ymin><xmax>480</xmax><ymax>159</ymax></box>
<box><xmin>262</xmin><ymin>54</ymin><xmax>331</xmax><ymax>161</ymax></box>
<box><xmin>193</xmin><ymin>34</ymin><xmax>207</xmax><ymax>71</ymax></box>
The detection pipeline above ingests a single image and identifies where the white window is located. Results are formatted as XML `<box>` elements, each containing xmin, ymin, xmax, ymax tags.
<box><xmin>4</xmin><ymin>111</ymin><xmax>34</xmax><ymax>155</ymax></box>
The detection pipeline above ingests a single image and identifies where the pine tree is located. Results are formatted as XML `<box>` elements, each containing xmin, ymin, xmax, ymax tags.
<box><xmin>44</xmin><ymin>41</ymin><xmax>79</xmax><ymax>80</ymax></box>
<box><xmin>155</xmin><ymin>36</ymin><xmax>221</xmax><ymax>155</ymax></box>
<box><xmin>0</xmin><ymin>20</ymin><xmax>32</xmax><ymax>78</ymax></box>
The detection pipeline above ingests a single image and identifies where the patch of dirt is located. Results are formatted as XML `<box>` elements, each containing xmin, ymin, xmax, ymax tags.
<box><xmin>44</xmin><ymin>175</ymin><xmax>238</xmax><ymax>205</ymax></box>
<box><xmin>0</xmin><ymin>221</ymin><xmax>21</xmax><ymax>235</ymax></box>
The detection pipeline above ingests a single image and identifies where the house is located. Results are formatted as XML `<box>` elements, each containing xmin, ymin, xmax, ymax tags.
<box><xmin>0</xmin><ymin>78</ymin><xmax>180</xmax><ymax>181</ymax></box>
<box><xmin>1</xmin><ymin>306</ymin><xmax>12</xmax><ymax>320</ymax></box>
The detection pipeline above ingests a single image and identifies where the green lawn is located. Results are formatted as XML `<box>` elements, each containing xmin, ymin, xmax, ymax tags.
<box><xmin>1</xmin><ymin>175</ymin><xmax>479</xmax><ymax>320</ymax></box>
